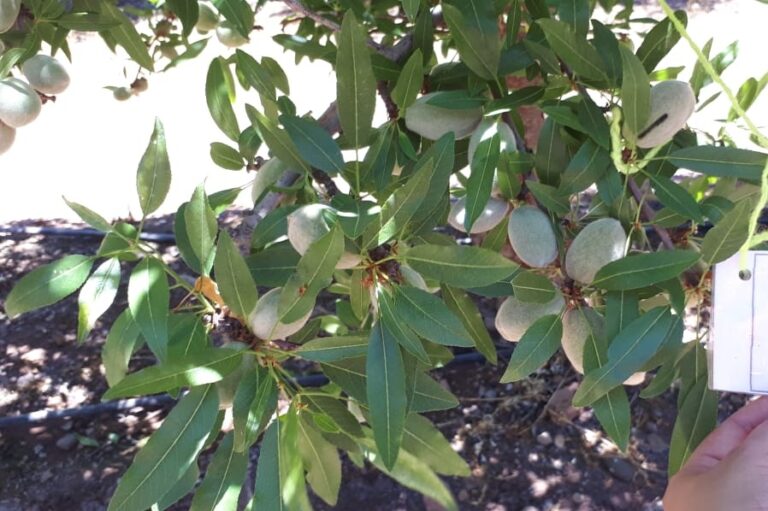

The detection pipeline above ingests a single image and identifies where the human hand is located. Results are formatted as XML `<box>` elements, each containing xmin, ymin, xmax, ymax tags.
<box><xmin>664</xmin><ymin>397</ymin><xmax>768</xmax><ymax>511</ymax></box>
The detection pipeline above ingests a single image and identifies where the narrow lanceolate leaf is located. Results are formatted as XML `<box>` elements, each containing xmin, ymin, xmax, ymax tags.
<box><xmin>501</xmin><ymin>315</ymin><xmax>563</xmax><ymax>383</ymax></box>
<box><xmin>233</xmin><ymin>365</ymin><xmax>278</xmax><ymax>452</ymax></box>
<box><xmin>402</xmin><ymin>414</ymin><xmax>471</xmax><ymax>477</ymax></box>
<box><xmin>701</xmin><ymin>200</ymin><xmax>752</xmax><ymax>266</ymax></box>
<box><xmin>206</xmin><ymin>58</ymin><xmax>240</xmax><ymax>142</ymax></box>
<box><xmin>103</xmin><ymin>309</ymin><xmax>143</xmax><ymax>387</ymax></box>
<box><xmin>214</xmin><ymin>231</ymin><xmax>258</xmax><ymax>319</ymax></box>
<box><xmin>184</xmin><ymin>185</ymin><xmax>218</xmax><ymax>274</ymax></box>
<box><xmin>128</xmin><ymin>258</ymin><xmax>169</xmax><ymax>362</ymax></box>
<box><xmin>296</xmin><ymin>336</ymin><xmax>368</xmax><ymax>363</ymax></box>
<box><xmin>108</xmin><ymin>385</ymin><xmax>219</xmax><ymax>511</ymax></box>
<box><xmin>4</xmin><ymin>255</ymin><xmax>92</xmax><ymax>319</ymax></box>
<box><xmin>511</xmin><ymin>271</ymin><xmax>557</xmax><ymax>304</ymax></box>
<box><xmin>559</xmin><ymin>140</ymin><xmax>611</xmax><ymax>194</ymax></box>
<box><xmin>558</xmin><ymin>0</ymin><xmax>590</xmax><ymax>36</ymax></box>
<box><xmin>367</xmin><ymin>321</ymin><xmax>408</xmax><ymax>470</ymax></box>
<box><xmin>157</xmin><ymin>462</ymin><xmax>199</xmax><ymax>510</ymax></box>
<box><xmin>442</xmin><ymin>285</ymin><xmax>497</xmax><ymax>364</ymax></box>
<box><xmin>100</xmin><ymin>1</ymin><xmax>154</xmax><ymax>70</ymax></box>
<box><xmin>212</xmin><ymin>0</ymin><xmax>253</xmax><ymax>38</ymax></box>
<box><xmin>605</xmin><ymin>291</ymin><xmax>639</xmax><ymax>340</ymax></box>
<box><xmin>247</xmin><ymin>106</ymin><xmax>309</xmax><ymax>173</ymax></box>
<box><xmin>646</xmin><ymin>173</ymin><xmax>703</xmax><ymax>222</ymax></box>
<box><xmin>411</xmin><ymin>371</ymin><xmax>459</xmax><ymax>412</ymax></box>
<box><xmin>297</xmin><ymin>415</ymin><xmax>342</xmax><ymax>506</ymax></box>
<box><xmin>391</xmin><ymin>50</ymin><xmax>424</xmax><ymax>113</ymax></box>
<box><xmin>668</xmin><ymin>377</ymin><xmax>718</xmax><ymax>476</ymax></box>
<box><xmin>392</xmin><ymin>286</ymin><xmax>474</xmax><ymax>347</ymax></box>
<box><xmin>165</xmin><ymin>0</ymin><xmax>198</xmax><ymax>38</ymax></box>
<box><xmin>136</xmin><ymin>120</ymin><xmax>171</xmax><ymax>216</ymax></box>
<box><xmin>404</xmin><ymin>244</ymin><xmax>518</xmax><ymax>288</ymax></box>
<box><xmin>350</xmin><ymin>269</ymin><xmax>371</xmax><ymax>320</ymax></box>
<box><xmin>401</xmin><ymin>0</ymin><xmax>420</xmax><ymax>20</ymax></box>
<box><xmin>441</xmin><ymin>0</ymin><xmax>500</xmax><ymax>80</ymax></box>
<box><xmin>635</xmin><ymin>10</ymin><xmax>686</xmax><ymax>73</ymax></box>
<box><xmin>63</xmin><ymin>197</ymin><xmax>112</xmax><ymax>232</ymax></box>
<box><xmin>573</xmin><ymin>307</ymin><xmax>673</xmax><ymax>406</ymax></box>
<box><xmin>77</xmin><ymin>257</ymin><xmax>121</xmax><ymax>343</ymax></box>
<box><xmin>465</xmin><ymin>132</ymin><xmax>501</xmax><ymax>233</ymax></box>
<box><xmin>336</xmin><ymin>11</ymin><xmax>376</xmax><ymax>149</ymax></box>
<box><xmin>379</xmin><ymin>290</ymin><xmax>430</xmax><ymax>364</ymax></box>
<box><xmin>280</xmin><ymin>115</ymin><xmax>345</xmax><ymax>174</ymax></box>
<box><xmin>168</xmin><ymin>313</ymin><xmax>208</xmax><ymax>360</ymax></box>
<box><xmin>619</xmin><ymin>45</ymin><xmax>650</xmax><ymax>140</ymax></box>
<box><xmin>103</xmin><ymin>348</ymin><xmax>243</xmax><ymax>400</ymax></box>
<box><xmin>537</xmin><ymin>19</ymin><xmax>606</xmax><ymax>81</ymax></box>
<box><xmin>190</xmin><ymin>432</ymin><xmax>248</xmax><ymax>511</ymax></box>
<box><xmin>592</xmin><ymin>250</ymin><xmax>700</xmax><ymax>290</ymax></box>
<box><xmin>667</xmin><ymin>146</ymin><xmax>768</xmax><ymax>184</ymax></box>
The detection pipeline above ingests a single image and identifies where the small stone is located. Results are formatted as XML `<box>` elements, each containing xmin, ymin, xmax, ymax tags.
<box><xmin>554</xmin><ymin>434</ymin><xmax>566</xmax><ymax>449</ymax></box>
<box><xmin>458</xmin><ymin>489</ymin><xmax>470</xmax><ymax>502</ymax></box>
<box><xmin>530</xmin><ymin>479</ymin><xmax>549</xmax><ymax>498</ymax></box>
<box><xmin>603</xmin><ymin>457</ymin><xmax>636</xmax><ymax>482</ymax></box>
<box><xmin>56</xmin><ymin>433</ymin><xmax>77</xmax><ymax>451</ymax></box>
<box><xmin>60</xmin><ymin>420</ymin><xmax>73</xmax><ymax>431</ymax></box>
<box><xmin>536</xmin><ymin>431</ymin><xmax>553</xmax><ymax>446</ymax></box>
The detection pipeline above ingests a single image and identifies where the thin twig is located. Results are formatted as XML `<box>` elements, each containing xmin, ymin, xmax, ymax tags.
<box><xmin>281</xmin><ymin>0</ymin><xmax>383</xmax><ymax>52</ymax></box>
<box><xmin>628</xmin><ymin>178</ymin><xmax>676</xmax><ymax>250</ymax></box>
<box><xmin>377</xmin><ymin>80</ymin><xmax>399</xmax><ymax>120</ymax></box>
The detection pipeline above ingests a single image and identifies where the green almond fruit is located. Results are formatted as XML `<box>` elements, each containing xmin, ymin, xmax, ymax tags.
<box><xmin>0</xmin><ymin>118</ymin><xmax>15</xmax><ymax>155</ymax></box>
<box><xmin>561</xmin><ymin>307</ymin><xmax>604</xmax><ymax>374</ymax></box>
<box><xmin>22</xmin><ymin>55</ymin><xmax>71</xmax><ymax>95</ymax></box>
<box><xmin>565</xmin><ymin>217</ymin><xmax>626</xmax><ymax>284</ymax></box>
<box><xmin>467</xmin><ymin>118</ymin><xmax>517</xmax><ymax>165</ymax></box>
<box><xmin>625</xmin><ymin>80</ymin><xmax>695</xmax><ymax>149</ymax></box>
<box><xmin>287</xmin><ymin>203</ymin><xmax>362</xmax><ymax>269</ymax></box>
<box><xmin>447</xmin><ymin>196</ymin><xmax>509</xmax><ymax>234</ymax></box>
<box><xmin>507</xmin><ymin>205</ymin><xmax>558</xmax><ymax>268</ymax></box>
<box><xmin>112</xmin><ymin>87</ymin><xmax>132</xmax><ymax>101</ymax></box>
<box><xmin>216</xmin><ymin>20</ymin><xmax>249</xmax><ymax>48</ymax></box>
<box><xmin>0</xmin><ymin>0</ymin><xmax>21</xmax><ymax>34</ymax></box>
<box><xmin>196</xmin><ymin>1</ymin><xmax>219</xmax><ymax>33</ymax></box>
<box><xmin>248</xmin><ymin>287</ymin><xmax>312</xmax><ymax>340</ymax></box>
<box><xmin>0</xmin><ymin>78</ymin><xmax>42</xmax><ymax>128</ymax></box>
<box><xmin>494</xmin><ymin>294</ymin><xmax>564</xmax><ymax>343</ymax></box>
<box><xmin>404</xmin><ymin>92</ymin><xmax>482</xmax><ymax>141</ymax></box>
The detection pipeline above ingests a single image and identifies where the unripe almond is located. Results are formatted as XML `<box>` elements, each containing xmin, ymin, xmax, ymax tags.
<box><xmin>565</xmin><ymin>218</ymin><xmax>626</xmax><ymax>284</ymax></box>
<box><xmin>624</xmin><ymin>372</ymin><xmax>646</xmax><ymax>386</ymax></box>
<box><xmin>196</xmin><ymin>2</ymin><xmax>219</xmax><ymax>32</ymax></box>
<box><xmin>467</xmin><ymin>118</ymin><xmax>517</xmax><ymax>165</ymax></box>
<box><xmin>404</xmin><ymin>92</ymin><xmax>482</xmax><ymax>141</ymax></box>
<box><xmin>0</xmin><ymin>40</ymin><xmax>6</xmax><ymax>54</ymax></box>
<box><xmin>287</xmin><ymin>203</ymin><xmax>362</xmax><ymax>269</ymax></box>
<box><xmin>22</xmin><ymin>55</ymin><xmax>70</xmax><ymax>95</ymax></box>
<box><xmin>561</xmin><ymin>308</ymin><xmax>604</xmax><ymax>374</ymax></box>
<box><xmin>248</xmin><ymin>287</ymin><xmax>311</xmax><ymax>340</ymax></box>
<box><xmin>216</xmin><ymin>20</ymin><xmax>248</xmax><ymax>48</ymax></box>
<box><xmin>0</xmin><ymin>0</ymin><xmax>21</xmax><ymax>34</ymax></box>
<box><xmin>625</xmin><ymin>80</ymin><xmax>695</xmax><ymax>149</ymax></box>
<box><xmin>0</xmin><ymin>78</ymin><xmax>42</xmax><ymax>128</ymax></box>
<box><xmin>495</xmin><ymin>294</ymin><xmax>565</xmax><ymax>343</ymax></box>
<box><xmin>447</xmin><ymin>196</ymin><xmax>509</xmax><ymax>234</ymax></box>
<box><xmin>0</xmin><ymin>118</ymin><xmax>15</xmax><ymax>155</ymax></box>
<box><xmin>507</xmin><ymin>205</ymin><xmax>558</xmax><ymax>268</ymax></box>
<box><xmin>113</xmin><ymin>87</ymin><xmax>132</xmax><ymax>101</ymax></box>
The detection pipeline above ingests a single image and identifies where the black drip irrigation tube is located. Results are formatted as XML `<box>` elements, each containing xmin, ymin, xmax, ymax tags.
<box><xmin>0</xmin><ymin>226</ymin><xmax>177</xmax><ymax>243</ymax></box>
<box><xmin>0</xmin><ymin>349</ymin><xmax>512</xmax><ymax>429</ymax></box>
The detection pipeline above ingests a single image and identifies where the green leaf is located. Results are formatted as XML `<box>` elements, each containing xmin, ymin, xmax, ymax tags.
<box><xmin>667</xmin><ymin>146</ymin><xmax>768</xmax><ymax>184</ymax></box>
<box><xmin>250</xmin><ymin>205</ymin><xmax>299</xmax><ymax>250</ymax></box>
<box><xmin>165</xmin><ymin>0</ymin><xmax>198</xmax><ymax>38</ymax></box>
<box><xmin>4</xmin><ymin>254</ymin><xmax>92</xmax><ymax>319</ymax></box>
<box><xmin>646</xmin><ymin>173</ymin><xmax>702</xmax><ymax>222</ymax></box>
<box><xmin>591</xmin><ymin>20</ymin><xmax>621</xmax><ymax>86</ymax></box>
<box><xmin>303</xmin><ymin>394</ymin><xmax>364</xmax><ymax>438</ymax></box>
<box><xmin>537</xmin><ymin>19</ymin><xmax>606</xmax><ymax>81</ymax></box>
<box><xmin>465</xmin><ymin>132</ymin><xmax>501</xmax><ymax>232</ymax></box>
<box><xmin>63</xmin><ymin>197</ymin><xmax>112</xmax><ymax>232</ymax></box>
<box><xmin>576</xmin><ymin>94</ymin><xmax>611</xmax><ymax>150</ymax></box>
<box><xmin>108</xmin><ymin>385</ymin><xmax>219</xmax><ymax>511</ymax></box>
<box><xmin>592</xmin><ymin>250</ymin><xmax>700</xmax><ymax>290</ymax></box>
<box><xmin>605</xmin><ymin>291</ymin><xmax>639</xmax><ymax>340</ymax></box>
<box><xmin>233</xmin><ymin>365</ymin><xmax>278</xmax><ymax>452</ymax></box>
<box><xmin>280</xmin><ymin>115</ymin><xmax>345</xmax><ymax>174</ymax></box>
<box><xmin>77</xmin><ymin>257</ymin><xmax>121</xmax><ymax>343</ymax></box>
<box><xmin>278</xmin><ymin>225</ymin><xmax>343</xmax><ymax>323</ymax></box>
<box><xmin>404</xmin><ymin>244</ymin><xmax>518</xmax><ymax>288</ymax></box>
<box><xmin>247</xmin><ymin>106</ymin><xmax>309</xmax><ymax>172</ymax></box>
<box><xmin>411</xmin><ymin>371</ymin><xmax>459</xmax><ymax>412</ymax></box>
<box><xmin>501</xmin><ymin>314</ymin><xmax>563</xmax><ymax>383</ymax></box>
<box><xmin>214</xmin><ymin>231</ymin><xmax>258</xmax><ymax>320</ymax></box>
<box><xmin>558</xmin><ymin>0</ymin><xmax>590</xmax><ymax>37</ymax></box>
<box><xmin>128</xmin><ymin>258</ymin><xmax>169</xmax><ymax>362</ymax></box>
<box><xmin>379</xmin><ymin>290</ymin><xmax>430</xmax><ymax>364</ymax></box>
<box><xmin>245</xmin><ymin>242</ymin><xmax>300</xmax><ymax>287</ymax></box>
<box><xmin>441</xmin><ymin>285</ymin><xmax>497</xmax><ymax>364</ymax></box>
<box><xmin>511</xmin><ymin>271</ymin><xmax>557</xmax><ymax>303</ymax></box>
<box><xmin>559</xmin><ymin>140</ymin><xmax>611</xmax><ymax>194</ymax></box>
<box><xmin>210</xmin><ymin>142</ymin><xmax>245</xmax><ymax>170</ymax></box>
<box><xmin>572</xmin><ymin>307</ymin><xmax>672</xmax><ymax>406</ymax></box>
<box><xmin>619</xmin><ymin>45</ymin><xmax>650</xmax><ymax>141</ymax></box>
<box><xmin>668</xmin><ymin>377</ymin><xmax>718</xmax><ymax>476</ymax></box>
<box><xmin>700</xmin><ymin>200</ymin><xmax>752</xmax><ymax>266</ymax></box>
<box><xmin>235</xmin><ymin>50</ymin><xmax>276</xmax><ymax>101</ymax></box>
<box><xmin>401</xmin><ymin>0</ymin><xmax>420</xmax><ymax>20</ymax></box>
<box><xmin>391</xmin><ymin>286</ymin><xmax>474</xmax><ymax>347</ymax></box>
<box><xmin>425</xmin><ymin>90</ymin><xmax>486</xmax><ymax>110</ymax></box>
<box><xmin>100</xmin><ymin>1</ymin><xmax>154</xmax><ymax>70</ymax></box>
<box><xmin>402</xmin><ymin>414</ymin><xmax>470</xmax><ymax>477</ymax></box>
<box><xmin>367</xmin><ymin>321</ymin><xmax>408</xmax><ymax>469</ymax></box>
<box><xmin>336</xmin><ymin>11</ymin><xmax>376</xmax><ymax>149</ymax></box>
<box><xmin>167</xmin><ymin>313</ymin><xmax>208</xmax><ymax>360</ymax></box>
<box><xmin>211</xmin><ymin>0</ymin><xmax>253</xmax><ymax>39</ymax></box>
<box><xmin>526</xmin><ymin>180</ymin><xmax>571</xmax><ymax>215</ymax></box>
<box><xmin>136</xmin><ymin>118</ymin><xmax>171</xmax><ymax>217</ymax></box>
<box><xmin>206</xmin><ymin>57</ymin><xmax>240</xmax><ymax>142</ymax></box>
<box><xmin>533</xmin><ymin>117</ymin><xmax>569</xmax><ymax>186</ymax></box>
<box><xmin>190</xmin><ymin>431</ymin><xmax>247</xmax><ymax>511</ymax></box>
<box><xmin>175</xmin><ymin>203</ymin><xmax>213</xmax><ymax>275</ymax></box>
<box><xmin>102</xmin><ymin>309</ymin><xmax>143</xmax><ymax>387</ymax></box>
<box><xmin>103</xmin><ymin>348</ymin><xmax>243</xmax><ymax>400</ymax></box>
<box><xmin>184</xmin><ymin>185</ymin><xmax>218</xmax><ymax>274</ymax></box>
<box><xmin>350</xmin><ymin>268</ymin><xmax>371</xmax><ymax>320</ymax></box>
<box><xmin>635</xmin><ymin>10</ymin><xmax>686</xmax><ymax>73</ymax></box>
<box><xmin>442</xmin><ymin>1</ymin><xmax>500</xmax><ymax>80</ymax></box>
<box><xmin>296</xmin><ymin>336</ymin><xmax>368</xmax><ymax>363</ymax></box>
<box><xmin>297</xmin><ymin>415</ymin><xmax>342</xmax><ymax>506</ymax></box>
<box><xmin>728</xmin><ymin>75</ymin><xmax>764</xmax><ymax>122</ymax></box>
<box><xmin>157</xmin><ymin>462</ymin><xmax>199</xmax><ymax>510</ymax></box>
<box><xmin>0</xmin><ymin>48</ymin><xmax>25</xmax><ymax>80</ymax></box>
<box><xmin>486</xmin><ymin>86</ymin><xmax>545</xmax><ymax>116</ymax></box>
<box><xmin>391</xmin><ymin>50</ymin><xmax>424</xmax><ymax>114</ymax></box>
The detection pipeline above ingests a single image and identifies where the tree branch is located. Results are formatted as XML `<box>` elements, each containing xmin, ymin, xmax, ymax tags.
<box><xmin>281</xmin><ymin>0</ymin><xmax>383</xmax><ymax>52</ymax></box>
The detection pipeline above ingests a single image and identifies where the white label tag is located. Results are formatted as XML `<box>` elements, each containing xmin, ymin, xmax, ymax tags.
<box><xmin>710</xmin><ymin>251</ymin><xmax>768</xmax><ymax>394</ymax></box>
